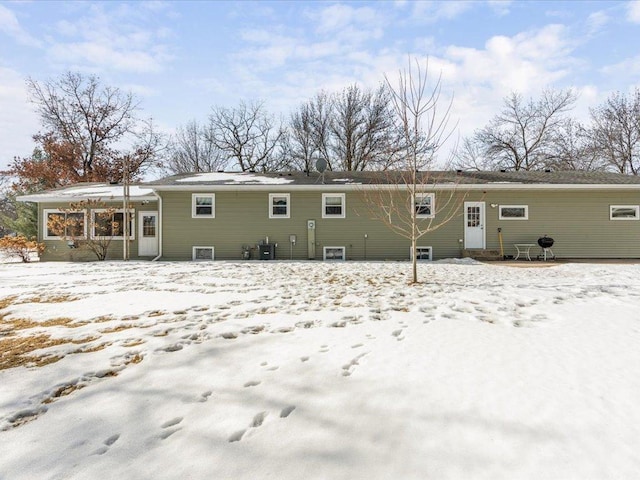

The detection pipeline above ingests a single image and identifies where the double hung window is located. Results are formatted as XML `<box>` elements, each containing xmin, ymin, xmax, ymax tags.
<box><xmin>415</xmin><ymin>193</ymin><xmax>434</xmax><ymax>218</ymax></box>
<box><xmin>269</xmin><ymin>193</ymin><xmax>290</xmax><ymax>218</ymax></box>
<box><xmin>322</xmin><ymin>193</ymin><xmax>345</xmax><ymax>218</ymax></box>
<box><xmin>192</xmin><ymin>194</ymin><xmax>215</xmax><ymax>218</ymax></box>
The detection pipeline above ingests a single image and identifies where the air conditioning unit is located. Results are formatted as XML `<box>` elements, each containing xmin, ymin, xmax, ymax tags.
<box><xmin>259</xmin><ymin>244</ymin><xmax>275</xmax><ymax>260</ymax></box>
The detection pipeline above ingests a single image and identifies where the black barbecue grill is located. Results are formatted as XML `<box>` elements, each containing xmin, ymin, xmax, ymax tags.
<box><xmin>537</xmin><ymin>235</ymin><xmax>555</xmax><ymax>261</ymax></box>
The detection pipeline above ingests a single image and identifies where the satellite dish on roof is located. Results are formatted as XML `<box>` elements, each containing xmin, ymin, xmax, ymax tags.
<box><xmin>315</xmin><ymin>158</ymin><xmax>327</xmax><ymax>173</ymax></box>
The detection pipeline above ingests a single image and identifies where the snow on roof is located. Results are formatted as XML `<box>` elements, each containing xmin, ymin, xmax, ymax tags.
<box><xmin>176</xmin><ymin>172</ymin><xmax>294</xmax><ymax>185</ymax></box>
<box><xmin>17</xmin><ymin>184</ymin><xmax>156</xmax><ymax>202</ymax></box>
<box><xmin>57</xmin><ymin>185</ymin><xmax>154</xmax><ymax>197</ymax></box>
<box><xmin>331</xmin><ymin>178</ymin><xmax>358</xmax><ymax>183</ymax></box>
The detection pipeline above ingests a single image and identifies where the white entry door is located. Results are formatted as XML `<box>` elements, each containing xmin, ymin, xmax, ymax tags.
<box><xmin>464</xmin><ymin>202</ymin><xmax>485</xmax><ymax>249</ymax></box>
<box><xmin>138</xmin><ymin>211</ymin><xmax>159</xmax><ymax>256</ymax></box>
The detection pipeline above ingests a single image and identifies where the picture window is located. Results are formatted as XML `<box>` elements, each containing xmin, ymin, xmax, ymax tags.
<box><xmin>610</xmin><ymin>205</ymin><xmax>639</xmax><ymax>220</ymax></box>
<box><xmin>499</xmin><ymin>205</ymin><xmax>529</xmax><ymax>220</ymax></box>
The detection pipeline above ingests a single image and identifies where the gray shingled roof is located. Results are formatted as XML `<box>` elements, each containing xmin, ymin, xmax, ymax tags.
<box><xmin>145</xmin><ymin>170</ymin><xmax>640</xmax><ymax>186</ymax></box>
<box><xmin>17</xmin><ymin>170</ymin><xmax>640</xmax><ymax>203</ymax></box>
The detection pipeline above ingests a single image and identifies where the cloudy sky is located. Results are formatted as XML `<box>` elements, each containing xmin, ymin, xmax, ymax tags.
<box><xmin>1</xmin><ymin>0</ymin><xmax>639</xmax><ymax>174</ymax></box>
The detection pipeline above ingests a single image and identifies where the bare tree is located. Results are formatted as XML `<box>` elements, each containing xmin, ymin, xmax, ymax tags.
<box><xmin>286</xmin><ymin>100</ymin><xmax>322</xmax><ymax>172</ymax></box>
<box><xmin>26</xmin><ymin>72</ymin><xmax>159</xmax><ymax>179</ymax></box>
<box><xmin>589</xmin><ymin>88</ymin><xmax>640</xmax><ymax>175</ymax></box>
<box><xmin>546</xmin><ymin>118</ymin><xmax>605</xmax><ymax>171</ymax></box>
<box><xmin>453</xmin><ymin>137</ymin><xmax>495</xmax><ymax>171</ymax></box>
<box><xmin>330</xmin><ymin>84</ymin><xmax>401</xmax><ymax>171</ymax></box>
<box><xmin>363</xmin><ymin>58</ymin><xmax>464</xmax><ymax>284</ymax></box>
<box><xmin>207</xmin><ymin>101</ymin><xmax>286</xmax><ymax>172</ymax></box>
<box><xmin>458</xmin><ymin>89</ymin><xmax>577</xmax><ymax>171</ymax></box>
<box><xmin>288</xmin><ymin>85</ymin><xmax>402</xmax><ymax>172</ymax></box>
<box><xmin>166</xmin><ymin>120</ymin><xmax>227</xmax><ymax>174</ymax></box>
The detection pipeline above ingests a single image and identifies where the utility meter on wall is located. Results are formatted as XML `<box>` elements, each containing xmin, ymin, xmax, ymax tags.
<box><xmin>307</xmin><ymin>220</ymin><xmax>315</xmax><ymax>229</ymax></box>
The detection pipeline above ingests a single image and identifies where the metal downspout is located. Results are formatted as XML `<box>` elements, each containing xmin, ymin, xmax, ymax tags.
<box><xmin>151</xmin><ymin>191</ymin><xmax>163</xmax><ymax>261</ymax></box>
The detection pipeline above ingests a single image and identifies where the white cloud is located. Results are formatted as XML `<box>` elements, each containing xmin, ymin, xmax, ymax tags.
<box><xmin>46</xmin><ymin>3</ymin><xmax>174</xmax><ymax>74</ymax></box>
<box><xmin>444</xmin><ymin>24</ymin><xmax>575</xmax><ymax>95</ymax></box>
<box><xmin>627</xmin><ymin>0</ymin><xmax>640</xmax><ymax>23</ymax></box>
<box><xmin>487</xmin><ymin>0</ymin><xmax>512</xmax><ymax>16</ymax></box>
<box><xmin>586</xmin><ymin>11</ymin><xmax>609</xmax><ymax>34</ymax></box>
<box><xmin>49</xmin><ymin>42</ymin><xmax>171</xmax><ymax>74</ymax></box>
<box><xmin>0</xmin><ymin>4</ymin><xmax>42</xmax><ymax>47</ymax></box>
<box><xmin>0</xmin><ymin>68</ymin><xmax>39</xmax><ymax>170</ymax></box>
<box><xmin>307</xmin><ymin>3</ymin><xmax>385</xmax><ymax>45</ymax></box>
<box><xmin>315</xmin><ymin>3</ymin><xmax>379</xmax><ymax>34</ymax></box>
<box><xmin>600</xmin><ymin>55</ymin><xmax>640</xmax><ymax>79</ymax></box>
<box><xmin>411</xmin><ymin>1</ymin><xmax>474</xmax><ymax>22</ymax></box>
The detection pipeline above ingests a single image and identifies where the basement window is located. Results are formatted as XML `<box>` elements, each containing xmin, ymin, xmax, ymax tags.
<box><xmin>323</xmin><ymin>246</ymin><xmax>345</xmax><ymax>261</ymax></box>
<box><xmin>193</xmin><ymin>246</ymin><xmax>214</xmax><ymax>261</ymax></box>
<box><xmin>499</xmin><ymin>205</ymin><xmax>529</xmax><ymax>220</ymax></box>
<box><xmin>410</xmin><ymin>246</ymin><xmax>432</xmax><ymax>261</ymax></box>
<box><xmin>610</xmin><ymin>205</ymin><xmax>639</xmax><ymax>220</ymax></box>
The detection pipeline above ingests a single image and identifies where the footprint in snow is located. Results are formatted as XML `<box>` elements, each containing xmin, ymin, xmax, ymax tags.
<box><xmin>280</xmin><ymin>405</ymin><xmax>296</xmax><ymax>418</ymax></box>
<box><xmin>229</xmin><ymin>407</ymin><xmax>295</xmax><ymax>443</ymax></box>
<box><xmin>251</xmin><ymin>411</ymin><xmax>268</xmax><ymax>427</ymax></box>
<box><xmin>244</xmin><ymin>380</ymin><xmax>261</xmax><ymax>387</ymax></box>
<box><xmin>159</xmin><ymin>417</ymin><xmax>183</xmax><ymax>440</ymax></box>
<box><xmin>198</xmin><ymin>390</ymin><xmax>213</xmax><ymax>402</ymax></box>
<box><xmin>228</xmin><ymin>429</ymin><xmax>246</xmax><ymax>443</ymax></box>
<box><xmin>92</xmin><ymin>434</ymin><xmax>120</xmax><ymax>455</ymax></box>
<box><xmin>391</xmin><ymin>329</ymin><xmax>403</xmax><ymax>338</ymax></box>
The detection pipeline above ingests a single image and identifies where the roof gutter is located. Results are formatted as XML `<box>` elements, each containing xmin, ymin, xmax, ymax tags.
<box><xmin>16</xmin><ymin>194</ymin><xmax>158</xmax><ymax>202</ymax></box>
<box><xmin>151</xmin><ymin>191</ymin><xmax>163</xmax><ymax>262</ymax></box>
<box><xmin>146</xmin><ymin>183</ymin><xmax>640</xmax><ymax>192</ymax></box>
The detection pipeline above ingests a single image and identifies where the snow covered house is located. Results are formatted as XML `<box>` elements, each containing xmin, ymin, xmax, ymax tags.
<box><xmin>18</xmin><ymin>170</ymin><xmax>640</xmax><ymax>261</ymax></box>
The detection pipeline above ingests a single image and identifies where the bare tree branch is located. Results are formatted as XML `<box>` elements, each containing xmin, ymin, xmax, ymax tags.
<box><xmin>363</xmin><ymin>58</ymin><xmax>465</xmax><ymax>283</ymax></box>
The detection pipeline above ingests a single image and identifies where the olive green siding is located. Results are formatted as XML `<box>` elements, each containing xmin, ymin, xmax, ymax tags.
<box><xmin>31</xmin><ymin>187</ymin><xmax>640</xmax><ymax>261</ymax></box>
<box><xmin>161</xmin><ymin>190</ymin><xmax>449</xmax><ymax>261</ymax></box>
<box><xmin>36</xmin><ymin>201</ymin><xmax>158</xmax><ymax>261</ymax></box>
<box><xmin>159</xmin><ymin>189</ymin><xmax>640</xmax><ymax>261</ymax></box>
<box><xmin>483</xmin><ymin>190</ymin><xmax>640</xmax><ymax>258</ymax></box>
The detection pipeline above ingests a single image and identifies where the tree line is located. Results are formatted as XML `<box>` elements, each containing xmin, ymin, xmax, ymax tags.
<box><xmin>1</xmin><ymin>70</ymin><xmax>640</xmax><ymax>238</ymax></box>
<box><xmin>4</xmin><ymin>71</ymin><xmax>640</xmax><ymax>187</ymax></box>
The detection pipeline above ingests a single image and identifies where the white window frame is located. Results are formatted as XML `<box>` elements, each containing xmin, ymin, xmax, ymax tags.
<box><xmin>410</xmin><ymin>246</ymin><xmax>433</xmax><ymax>261</ymax></box>
<box><xmin>322</xmin><ymin>193</ymin><xmax>346</xmax><ymax>219</ymax></box>
<box><xmin>269</xmin><ymin>193</ymin><xmax>290</xmax><ymax>219</ymax></box>
<box><xmin>192</xmin><ymin>246</ymin><xmax>215</xmax><ymax>261</ymax></box>
<box><xmin>323</xmin><ymin>246</ymin><xmax>345</xmax><ymax>261</ymax></box>
<box><xmin>192</xmin><ymin>194</ymin><xmax>215</xmax><ymax>218</ymax></box>
<box><xmin>43</xmin><ymin>209</ymin><xmax>87</xmax><ymax>240</ymax></box>
<box><xmin>415</xmin><ymin>193</ymin><xmax>435</xmax><ymax>218</ymax></box>
<box><xmin>610</xmin><ymin>205</ymin><xmax>639</xmax><ymax>220</ymax></box>
<box><xmin>499</xmin><ymin>205</ymin><xmax>529</xmax><ymax>220</ymax></box>
<box><xmin>91</xmin><ymin>209</ymin><xmax>135</xmax><ymax>240</ymax></box>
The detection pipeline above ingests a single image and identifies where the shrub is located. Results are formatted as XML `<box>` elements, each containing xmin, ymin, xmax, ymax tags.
<box><xmin>0</xmin><ymin>235</ymin><xmax>45</xmax><ymax>263</ymax></box>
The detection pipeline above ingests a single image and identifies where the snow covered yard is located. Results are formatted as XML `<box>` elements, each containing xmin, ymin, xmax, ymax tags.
<box><xmin>0</xmin><ymin>259</ymin><xmax>639</xmax><ymax>480</ymax></box>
